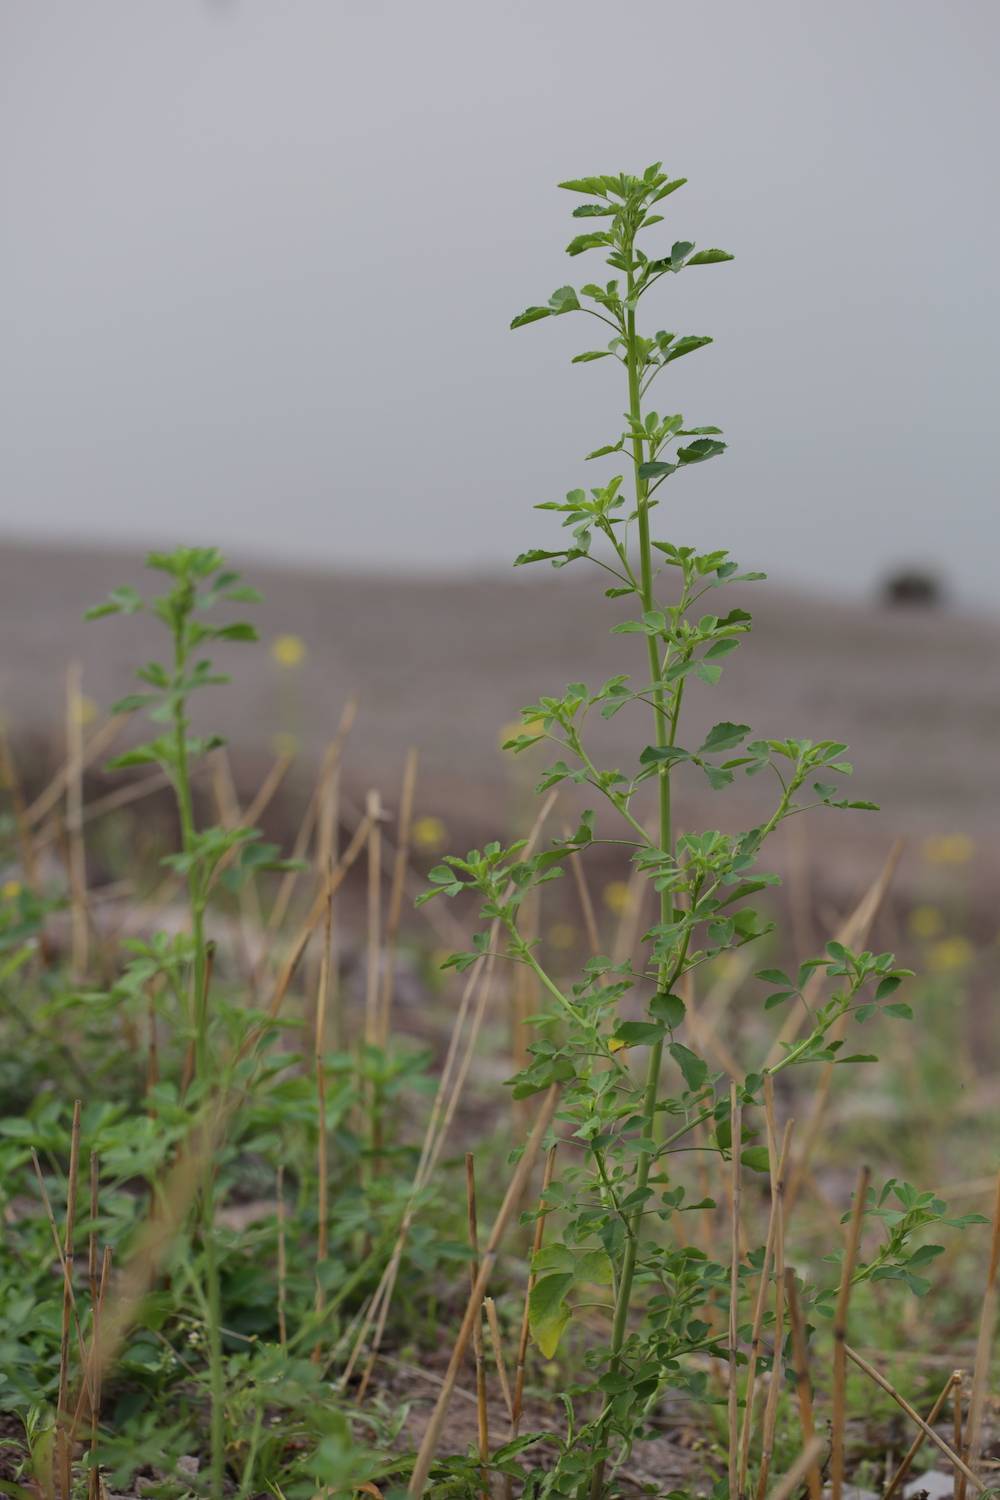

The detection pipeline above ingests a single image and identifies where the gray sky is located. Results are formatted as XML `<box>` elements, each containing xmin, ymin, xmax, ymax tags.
<box><xmin>1</xmin><ymin>1</ymin><xmax>997</xmax><ymax>600</ymax></box>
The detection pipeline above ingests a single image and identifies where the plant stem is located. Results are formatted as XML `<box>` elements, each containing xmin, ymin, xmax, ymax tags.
<box><xmin>587</xmin><ymin>231</ymin><xmax>675</xmax><ymax>1500</ymax></box>
<box><xmin>171</xmin><ymin>619</ymin><xmax>225</xmax><ymax>1499</ymax></box>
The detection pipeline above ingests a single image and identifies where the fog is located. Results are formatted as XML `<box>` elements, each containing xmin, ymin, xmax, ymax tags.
<box><xmin>1</xmin><ymin>1</ymin><xmax>997</xmax><ymax>601</ymax></box>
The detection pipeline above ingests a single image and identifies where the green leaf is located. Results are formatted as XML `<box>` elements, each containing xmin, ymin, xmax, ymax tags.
<box><xmin>548</xmin><ymin>285</ymin><xmax>581</xmax><ymax>315</ymax></box>
<box><xmin>669</xmin><ymin>1042</ymin><xmax>708</xmax><ymax>1092</ymax></box>
<box><xmin>685</xmin><ymin>248</ymin><xmax>735</xmax><ymax>265</ymax></box>
<box><xmin>511</xmin><ymin>305</ymin><xmax>552</xmax><ymax>329</ymax></box>
<box><xmin>678</xmin><ymin>438</ymin><xmax>727</xmax><ymax>464</ymax></box>
<box><xmin>571</xmin><ymin>350</ymin><xmax>613</xmax><ymax>363</ymax></box>
<box><xmin>883</xmin><ymin>1002</ymin><xmax>913</xmax><ymax>1020</ymax></box>
<box><xmin>528</xmin><ymin>1272</ymin><xmax>573</xmax><ymax>1359</ymax></box>
<box><xmin>639</xmin><ymin>461</ymin><xmax>677</xmax><ymax>480</ymax></box>
<box><xmin>649</xmin><ymin>991</ymin><xmax>686</xmax><ymax>1028</ymax></box>
<box><xmin>699</xmin><ymin>722</ymin><xmax>751</xmax><ymax>754</ymax></box>
<box><xmin>612</xmin><ymin>1021</ymin><xmax>664</xmax><ymax>1048</ymax></box>
<box><xmin>740</xmin><ymin>1147</ymin><xmax>771</xmax><ymax>1173</ymax></box>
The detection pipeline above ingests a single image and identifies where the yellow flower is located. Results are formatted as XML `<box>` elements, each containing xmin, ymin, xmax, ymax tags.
<box><xmin>549</xmin><ymin>922</ymin><xmax>577</xmax><ymax>951</ymax></box>
<box><xmin>922</xmin><ymin>833</ymin><xmax>974</xmax><ymax>866</ymax></box>
<box><xmin>270</xmin><ymin>634</ymin><xmax>306</xmax><ymax>668</ymax></box>
<box><xmin>602</xmin><ymin>880</ymin><xmax>631</xmax><ymax>915</ymax></box>
<box><xmin>927</xmin><ymin>936</ymin><xmax>974</xmax><ymax>973</ymax></box>
<box><xmin>1</xmin><ymin>880</ymin><xmax>21</xmax><ymax>901</ymax></box>
<box><xmin>412</xmin><ymin>816</ymin><xmax>447</xmax><ymax>852</ymax></box>
<box><xmin>271</xmin><ymin>731</ymin><xmax>299</xmax><ymax>758</ymax></box>
<box><xmin>908</xmin><ymin>905</ymin><xmax>944</xmax><ymax>940</ymax></box>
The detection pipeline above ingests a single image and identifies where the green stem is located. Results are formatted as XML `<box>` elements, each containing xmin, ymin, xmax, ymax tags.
<box><xmin>587</xmin><ymin>235</ymin><xmax>675</xmax><ymax>1500</ymax></box>
<box><xmin>171</xmin><ymin>621</ymin><xmax>225</xmax><ymax>1500</ymax></box>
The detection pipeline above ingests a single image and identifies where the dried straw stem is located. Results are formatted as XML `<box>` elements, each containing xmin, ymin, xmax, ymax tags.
<box><xmin>785</xmin><ymin>1269</ymin><xmax>821</xmax><ymax>1500</ymax></box>
<box><xmin>883</xmin><ymin>1369</ymin><xmax>963</xmax><ymax>1500</ymax></box>
<box><xmin>844</xmin><ymin>1345</ymin><xmax>985</xmax><ymax>1494</ymax></box>
<box><xmin>466</xmin><ymin>1154</ymin><xmax>490</xmax><ymax>1498</ymax></box>
<box><xmin>964</xmin><ymin>1168</ymin><xmax>1000</xmax><ymax>1479</ymax></box>
<box><xmin>728</xmin><ymin>1084</ymin><xmax>743</xmax><ymax>1500</ymax></box>
<box><xmin>407</xmin><ymin>1085</ymin><xmax>558</xmax><ymax>1498</ymax></box>
<box><xmin>831</xmin><ymin>1165</ymin><xmax>871</xmax><ymax>1500</ymax></box>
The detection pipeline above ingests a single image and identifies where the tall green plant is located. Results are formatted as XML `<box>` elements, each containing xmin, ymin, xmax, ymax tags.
<box><xmin>87</xmin><ymin>547</ymin><xmax>268</xmax><ymax>1498</ymax></box>
<box><xmin>420</xmin><ymin>168</ymin><xmax>945</xmax><ymax>1496</ymax></box>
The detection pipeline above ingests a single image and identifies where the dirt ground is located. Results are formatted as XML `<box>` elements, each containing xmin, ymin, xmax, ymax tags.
<box><xmin>2</xmin><ymin>539</ymin><xmax>999</xmax><ymax>897</ymax></box>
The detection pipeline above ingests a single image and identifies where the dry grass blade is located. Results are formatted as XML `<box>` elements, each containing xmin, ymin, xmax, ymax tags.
<box><xmin>511</xmin><ymin>1143</ymin><xmax>557</xmax><ymax>1434</ymax></box>
<box><xmin>768</xmin><ymin>840</ymin><xmax>902</xmax><ymax>1068</ymax></box>
<box><xmin>831</xmin><ymin>1164</ymin><xmax>870</xmax><ymax>1500</ymax></box>
<box><xmin>844</xmin><ymin>1345</ymin><xmax>985</xmax><ymax>1494</ymax></box>
<box><xmin>66</xmin><ymin>664</ymin><xmax>89</xmax><ymax>979</ymax></box>
<box><xmin>785</xmin><ymin>1269</ymin><xmax>822</xmax><ymax>1500</ymax></box>
<box><xmin>276</xmin><ymin>1163</ymin><xmax>288</xmax><ymax>1347</ymax></box>
<box><xmin>236</xmin><ymin>808</ymin><xmax>373</xmax><ymax>1065</ymax></box>
<box><xmin>314</xmin><ymin>861</ymin><xmax>334</xmax><ymax>1335</ymax></box>
<box><xmin>56</xmin><ymin>1099</ymin><xmax>82</xmax><ymax>1500</ymax></box>
<box><xmin>963</xmin><ymin>1167</ymin><xmax>1000</xmax><ymax>1480</ymax></box>
<box><xmin>736</xmin><ymin>1098</ymin><xmax>793</xmax><ymax>1497</ymax></box>
<box><xmin>408</xmin><ymin>1085</ymin><xmax>559</xmax><ymax>1499</ymax></box>
<box><xmin>954</xmin><ymin>1375</ymin><xmax>965</xmax><ymax>1500</ymax></box>
<box><xmin>349</xmin><ymin>795</ymin><xmax>559</xmax><ymax>1399</ymax></box>
<box><xmin>466</xmin><ymin>1154</ymin><xmax>490</xmax><ymax>1499</ymax></box>
<box><xmin>567</xmin><ymin>830</ymin><xmax>600</xmax><ymax>956</ymax></box>
<box><xmin>484</xmin><ymin>1297</ymin><xmax>513</xmax><ymax>1424</ymax></box>
<box><xmin>380</xmin><ymin>749</ymin><xmax>418</xmax><ymax>1048</ymax></box>
<box><xmin>728</xmin><ymin>1083</ymin><xmax>742</xmax><ymax>1500</ymax></box>
<box><xmin>26</xmin><ymin>712</ymin><xmax>127</xmax><ymax>828</ymax></box>
<box><xmin>883</xmin><ymin>1369</ymin><xmax>963</xmax><ymax>1500</ymax></box>
<box><xmin>754</xmin><ymin>1081</ymin><xmax>792</xmax><ymax>1500</ymax></box>
<box><xmin>766</xmin><ymin>1434</ymin><xmax>825</xmax><ymax>1500</ymax></box>
<box><xmin>268</xmin><ymin>700</ymin><xmax>357</xmax><ymax>933</ymax></box>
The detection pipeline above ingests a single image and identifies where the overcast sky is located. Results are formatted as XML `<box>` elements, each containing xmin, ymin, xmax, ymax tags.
<box><xmin>1</xmin><ymin>1</ymin><xmax>997</xmax><ymax>600</ymax></box>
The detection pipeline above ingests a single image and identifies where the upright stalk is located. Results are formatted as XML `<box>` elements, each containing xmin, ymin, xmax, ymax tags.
<box><xmin>171</xmin><ymin>620</ymin><xmax>225</xmax><ymax>1499</ymax></box>
<box><xmin>589</xmin><ymin>231</ymin><xmax>675</xmax><ymax>1498</ymax></box>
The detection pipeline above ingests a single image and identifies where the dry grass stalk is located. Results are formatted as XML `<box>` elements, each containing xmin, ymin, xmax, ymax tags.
<box><xmin>734</xmin><ymin>1092</ymin><xmax>791</xmax><ymax>1500</ymax></box>
<box><xmin>276</xmin><ymin>1163</ymin><xmax>287</xmax><ymax>1348</ymax></box>
<box><xmin>236</xmin><ymin>807</ymin><xmax>373</xmax><ymax>1065</ymax></box>
<box><xmin>751</xmin><ymin>1085</ymin><xmax>793</xmax><ymax>1500</ymax></box>
<box><xmin>379</xmin><ymin>749</ymin><xmax>418</xmax><ymax>1048</ymax></box>
<box><xmin>407</xmin><ymin>1084</ymin><xmax>559</xmax><ymax>1499</ymax></box>
<box><xmin>210</xmin><ymin>750</ymin><xmax>262</xmax><ymax>975</ymax></box>
<box><xmin>348</xmin><ymin>947</ymin><xmax>501</xmax><ymax>1399</ymax></box>
<box><xmin>25</xmin><ymin>712</ymin><xmax>126</xmax><ymax>828</ymax></box>
<box><xmin>766</xmin><ymin>1434</ymin><xmax>825</xmax><ymax>1500</ymax></box>
<box><xmin>844</xmin><ymin>1344</ymin><xmax>985</xmax><ymax>1494</ymax></box>
<box><xmin>466</xmin><ymin>1154</ymin><xmax>490</xmax><ymax>1499</ymax></box>
<box><xmin>728</xmin><ymin>1083</ymin><xmax>742</xmax><ymax>1500</ymax></box>
<box><xmin>511</xmin><ymin>1143</ymin><xmax>558</xmax><ymax>1434</ymax></box>
<box><xmin>883</xmin><ymin>1369</ymin><xmax>963</xmax><ymax>1500</ymax></box>
<box><xmin>831</xmin><ymin>1164</ymin><xmax>870</xmax><ymax>1500</ymax></box>
<box><xmin>767</xmin><ymin>840</ymin><xmax>902</xmax><ymax>1069</ymax></box>
<box><xmin>314</xmin><ymin>863</ymin><xmax>335</xmax><ymax>1334</ymax></box>
<box><xmin>57</xmin><ymin>1099</ymin><xmax>82</xmax><ymax>1500</ymax></box>
<box><xmin>364</xmin><ymin>789</ymin><xmax>383</xmax><ymax>1052</ymax></box>
<box><xmin>736</xmin><ymin>1103</ymin><xmax>794</xmax><ymax>1498</ymax></box>
<box><xmin>0</xmin><ymin>725</ymin><xmax>42</xmax><ymax>895</ymax></box>
<box><xmin>954</xmin><ymin>1374</ymin><xmax>966</xmax><ymax>1500</ymax></box>
<box><xmin>567</xmin><ymin>832</ymin><xmax>601</xmax><ymax>955</ymax></box>
<box><xmin>268</xmin><ymin>701</ymin><xmax>357</xmax><ymax>934</ymax></box>
<box><xmin>963</xmin><ymin>1167</ymin><xmax>1000</xmax><ymax>1480</ymax></box>
<box><xmin>784</xmin><ymin>1269</ymin><xmax>821</xmax><ymax>1500</ymax></box>
<box><xmin>87</xmin><ymin>1244</ymin><xmax>112</xmax><ymax>1500</ymax></box>
<box><xmin>484</xmin><ymin>1297</ymin><xmax>513</xmax><ymax>1423</ymax></box>
<box><xmin>349</xmin><ymin>796</ymin><xmax>559</xmax><ymax>1399</ymax></box>
<box><xmin>66</xmin><ymin>664</ymin><xmax>89</xmax><ymax>978</ymax></box>
<box><xmin>611</xmin><ymin>857</ymin><xmax>648</xmax><ymax>968</ymax></box>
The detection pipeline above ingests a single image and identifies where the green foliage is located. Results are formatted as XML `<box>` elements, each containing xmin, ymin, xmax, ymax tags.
<box><xmin>422</xmin><ymin>165</ymin><xmax>969</xmax><ymax>1496</ymax></box>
